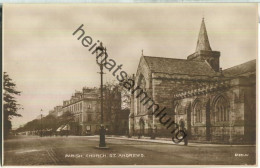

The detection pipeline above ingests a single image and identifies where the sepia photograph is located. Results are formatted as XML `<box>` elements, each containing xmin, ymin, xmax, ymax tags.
<box><xmin>2</xmin><ymin>3</ymin><xmax>257</xmax><ymax>166</ymax></box>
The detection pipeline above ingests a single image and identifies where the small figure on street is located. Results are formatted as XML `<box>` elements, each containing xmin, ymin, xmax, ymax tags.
<box><xmin>99</xmin><ymin>125</ymin><xmax>106</xmax><ymax>147</ymax></box>
<box><xmin>138</xmin><ymin>133</ymin><xmax>141</xmax><ymax>139</ymax></box>
<box><xmin>180</xmin><ymin>120</ymin><xmax>185</xmax><ymax>130</ymax></box>
<box><xmin>183</xmin><ymin>127</ymin><xmax>188</xmax><ymax>146</ymax></box>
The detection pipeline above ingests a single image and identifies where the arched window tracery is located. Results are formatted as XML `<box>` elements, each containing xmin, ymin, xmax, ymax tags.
<box><xmin>194</xmin><ymin>101</ymin><xmax>202</xmax><ymax>123</ymax></box>
<box><xmin>215</xmin><ymin>96</ymin><xmax>229</xmax><ymax>122</ymax></box>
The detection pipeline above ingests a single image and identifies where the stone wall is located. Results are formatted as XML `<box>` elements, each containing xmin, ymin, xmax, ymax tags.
<box><xmin>167</xmin><ymin>77</ymin><xmax>256</xmax><ymax>144</ymax></box>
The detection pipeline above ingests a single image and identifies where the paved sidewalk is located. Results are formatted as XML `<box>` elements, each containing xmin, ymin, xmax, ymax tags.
<box><xmin>106</xmin><ymin>135</ymin><xmax>256</xmax><ymax>147</ymax></box>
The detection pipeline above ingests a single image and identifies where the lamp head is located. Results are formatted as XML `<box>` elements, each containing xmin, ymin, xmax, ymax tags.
<box><xmin>96</xmin><ymin>42</ymin><xmax>107</xmax><ymax>66</ymax></box>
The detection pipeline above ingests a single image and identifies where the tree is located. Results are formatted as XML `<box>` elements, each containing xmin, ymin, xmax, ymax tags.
<box><xmin>118</xmin><ymin>74</ymin><xmax>134</xmax><ymax>110</ymax></box>
<box><xmin>60</xmin><ymin>111</ymin><xmax>74</xmax><ymax>123</ymax></box>
<box><xmin>58</xmin><ymin>111</ymin><xmax>77</xmax><ymax>135</ymax></box>
<box><xmin>3</xmin><ymin>72</ymin><xmax>22</xmax><ymax>138</ymax></box>
<box><xmin>15</xmin><ymin>113</ymin><xmax>73</xmax><ymax>135</ymax></box>
<box><xmin>104</xmin><ymin>79</ymin><xmax>131</xmax><ymax>110</ymax></box>
<box><xmin>120</xmin><ymin>86</ymin><xmax>131</xmax><ymax>110</ymax></box>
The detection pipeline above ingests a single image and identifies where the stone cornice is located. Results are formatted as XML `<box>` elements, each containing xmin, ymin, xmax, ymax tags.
<box><xmin>173</xmin><ymin>80</ymin><xmax>231</xmax><ymax>100</ymax></box>
<box><xmin>152</xmin><ymin>72</ymin><xmax>223</xmax><ymax>81</ymax></box>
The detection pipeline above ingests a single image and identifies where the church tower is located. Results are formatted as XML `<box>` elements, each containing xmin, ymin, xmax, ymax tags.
<box><xmin>187</xmin><ymin>18</ymin><xmax>221</xmax><ymax>72</ymax></box>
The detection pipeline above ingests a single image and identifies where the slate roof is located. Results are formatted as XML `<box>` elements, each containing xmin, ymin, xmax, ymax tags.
<box><xmin>223</xmin><ymin>59</ymin><xmax>256</xmax><ymax>77</ymax></box>
<box><xmin>143</xmin><ymin>56</ymin><xmax>219</xmax><ymax>76</ymax></box>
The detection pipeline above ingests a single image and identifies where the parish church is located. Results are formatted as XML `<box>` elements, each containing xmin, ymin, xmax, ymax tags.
<box><xmin>129</xmin><ymin>19</ymin><xmax>256</xmax><ymax>144</ymax></box>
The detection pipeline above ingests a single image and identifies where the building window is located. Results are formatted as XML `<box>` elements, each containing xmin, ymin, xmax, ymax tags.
<box><xmin>96</xmin><ymin>125</ymin><xmax>100</xmax><ymax>132</ymax></box>
<box><xmin>87</xmin><ymin>114</ymin><xmax>92</xmax><ymax>122</ymax></box>
<box><xmin>80</xmin><ymin>103</ymin><xmax>82</xmax><ymax>110</ymax></box>
<box><xmin>88</xmin><ymin>104</ymin><xmax>91</xmax><ymax>109</ymax></box>
<box><xmin>215</xmin><ymin>96</ymin><xmax>229</xmax><ymax>122</ymax></box>
<box><xmin>194</xmin><ymin>101</ymin><xmax>202</xmax><ymax>123</ymax></box>
<box><xmin>79</xmin><ymin>114</ymin><xmax>82</xmax><ymax>122</ymax></box>
<box><xmin>86</xmin><ymin>125</ymin><xmax>91</xmax><ymax>131</ymax></box>
<box><xmin>83</xmin><ymin>115</ymin><xmax>87</xmax><ymax>122</ymax></box>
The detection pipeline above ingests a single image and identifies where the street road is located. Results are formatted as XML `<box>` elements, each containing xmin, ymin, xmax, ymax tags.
<box><xmin>3</xmin><ymin>135</ymin><xmax>256</xmax><ymax>165</ymax></box>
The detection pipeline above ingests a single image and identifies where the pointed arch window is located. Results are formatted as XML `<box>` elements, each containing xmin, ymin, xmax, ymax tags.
<box><xmin>137</xmin><ymin>74</ymin><xmax>146</xmax><ymax>115</ymax></box>
<box><xmin>215</xmin><ymin>96</ymin><xmax>229</xmax><ymax>122</ymax></box>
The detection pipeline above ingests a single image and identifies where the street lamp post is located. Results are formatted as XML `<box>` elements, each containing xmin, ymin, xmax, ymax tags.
<box><xmin>96</xmin><ymin>43</ymin><xmax>107</xmax><ymax>148</ymax></box>
<box><xmin>40</xmin><ymin>109</ymin><xmax>43</xmax><ymax>137</ymax></box>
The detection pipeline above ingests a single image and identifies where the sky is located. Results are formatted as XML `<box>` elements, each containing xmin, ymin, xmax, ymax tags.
<box><xmin>3</xmin><ymin>3</ymin><xmax>257</xmax><ymax>128</ymax></box>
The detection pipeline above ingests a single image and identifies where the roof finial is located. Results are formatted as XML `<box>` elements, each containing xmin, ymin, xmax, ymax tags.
<box><xmin>141</xmin><ymin>49</ymin><xmax>144</xmax><ymax>56</ymax></box>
